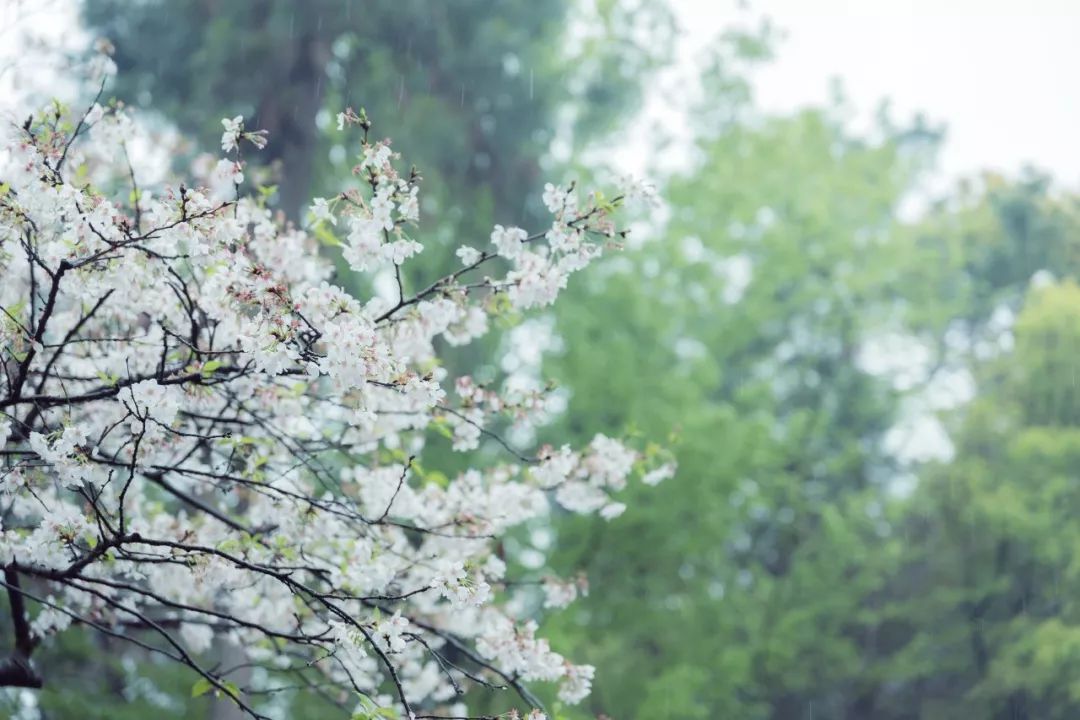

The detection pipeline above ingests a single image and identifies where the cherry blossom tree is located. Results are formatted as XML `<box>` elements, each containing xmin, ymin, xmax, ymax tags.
<box><xmin>0</xmin><ymin>80</ymin><xmax>671</xmax><ymax>719</ymax></box>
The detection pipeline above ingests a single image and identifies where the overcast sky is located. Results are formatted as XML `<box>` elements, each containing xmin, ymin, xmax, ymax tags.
<box><xmin>672</xmin><ymin>0</ymin><xmax>1080</xmax><ymax>185</ymax></box>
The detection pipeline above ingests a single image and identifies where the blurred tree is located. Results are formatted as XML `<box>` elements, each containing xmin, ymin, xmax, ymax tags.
<box><xmin>536</xmin><ymin>85</ymin><xmax>1080</xmax><ymax>716</ymax></box>
<box><xmin>884</xmin><ymin>172</ymin><xmax>1080</xmax><ymax>372</ymax></box>
<box><xmin>538</xmin><ymin>41</ymin><xmax>940</xmax><ymax>715</ymax></box>
<box><xmin>81</xmin><ymin>0</ymin><xmax>672</xmax><ymax>227</ymax></box>
<box><xmin>857</xmin><ymin>186</ymin><xmax>1080</xmax><ymax>720</ymax></box>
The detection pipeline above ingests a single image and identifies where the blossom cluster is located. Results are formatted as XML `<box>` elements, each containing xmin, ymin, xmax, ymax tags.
<box><xmin>0</xmin><ymin>95</ymin><xmax>672</xmax><ymax>719</ymax></box>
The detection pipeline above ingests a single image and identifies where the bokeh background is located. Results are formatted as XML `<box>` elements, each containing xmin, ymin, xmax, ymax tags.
<box><xmin>3</xmin><ymin>0</ymin><xmax>1080</xmax><ymax>718</ymax></box>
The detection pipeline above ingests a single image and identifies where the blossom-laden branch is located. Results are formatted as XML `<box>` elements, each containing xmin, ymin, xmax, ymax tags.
<box><xmin>0</xmin><ymin>90</ymin><xmax>673</xmax><ymax>720</ymax></box>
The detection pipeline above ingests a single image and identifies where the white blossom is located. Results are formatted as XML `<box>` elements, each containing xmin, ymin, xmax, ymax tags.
<box><xmin>558</xmin><ymin>663</ymin><xmax>595</xmax><ymax>704</ymax></box>
<box><xmin>220</xmin><ymin>115</ymin><xmax>243</xmax><ymax>153</ymax></box>
<box><xmin>491</xmin><ymin>224</ymin><xmax>528</xmax><ymax>260</ymax></box>
<box><xmin>375</xmin><ymin>612</ymin><xmax>410</xmax><ymax>654</ymax></box>
<box><xmin>310</xmin><ymin>196</ymin><xmax>337</xmax><ymax>226</ymax></box>
<box><xmin>643</xmin><ymin>462</ymin><xmax>676</xmax><ymax>486</ymax></box>
<box><xmin>456</xmin><ymin>245</ymin><xmax>482</xmax><ymax>265</ymax></box>
<box><xmin>543</xmin><ymin>578</ymin><xmax>578</xmax><ymax>609</ymax></box>
<box><xmin>0</xmin><ymin>96</ymin><xmax>665</xmax><ymax>715</ymax></box>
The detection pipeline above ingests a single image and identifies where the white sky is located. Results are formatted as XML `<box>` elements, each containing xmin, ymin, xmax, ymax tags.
<box><xmin>671</xmin><ymin>0</ymin><xmax>1080</xmax><ymax>185</ymax></box>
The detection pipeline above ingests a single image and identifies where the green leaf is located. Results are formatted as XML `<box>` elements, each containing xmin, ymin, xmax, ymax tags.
<box><xmin>424</xmin><ymin>470</ymin><xmax>449</xmax><ymax>489</ymax></box>
<box><xmin>191</xmin><ymin>678</ymin><xmax>214</xmax><ymax>698</ymax></box>
<box><xmin>95</xmin><ymin>370</ymin><xmax>119</xmax><ymax>387</ymax></box>
<box><xmin>430</xmin><ymin>417</ymin><xmax>454</xmax><ymax>440</ymax></box>
<box><xmin>313</xmin><ymin>223</ymin><xmax>341</xmax><ymax>247</ymax></box>
<box><xmin>222</xmin><ymin>681</ymin><xmax>241</xmax><ymax>703</ymax></box>
<box><xmin>201</xmin><ymin>359</ymin><xmax>224</xmax><ymax>376</ymax></box>
<box><xmin>351</xmin><ymin>694</ymin><xmax>385</xmax><ymax>720</ymax></box>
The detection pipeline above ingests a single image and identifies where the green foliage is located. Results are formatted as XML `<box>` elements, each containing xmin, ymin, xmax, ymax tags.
<box><xmin>536</xmin><ymin>35</ymin><xmax>1080</xmax><ymax>720</ymax></box>
<box><xmin>540</xmin><ymin>71</ymin><xmax>935</xmax><ymax>715</ymax></box>
<box><xmin>870</xmin><ymin>277</ymin><xmax>1080</xmax><ymax>719</ymax></box>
